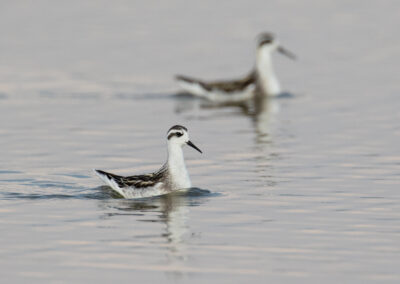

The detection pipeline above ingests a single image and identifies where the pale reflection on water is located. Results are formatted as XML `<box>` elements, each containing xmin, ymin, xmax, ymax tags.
<box><xmin>98</xmin><ymin>187</ymin><xmax>213</xmax><ymax>269</ymax></box>
<box><xmin>174</xmin><ymin>91</ymin><xmax>284</xmax><ymax>144</ymax></box>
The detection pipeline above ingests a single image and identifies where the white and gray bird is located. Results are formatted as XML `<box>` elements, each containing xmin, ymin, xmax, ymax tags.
<box><xmin>175</xmin><ymin>32</ymin><xmax>296</xmax><ymax>102</ymax></box>
<box><xmin>94</xmin><ymin>125</ymin><xmax>202</xmax><ymax>199</ymax></box>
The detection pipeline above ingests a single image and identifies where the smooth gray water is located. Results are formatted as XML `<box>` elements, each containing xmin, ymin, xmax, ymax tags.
<box><xmin>1</xmin><ymin>1</ymin><xmax>400</xmax><ymax>283</ymax></box>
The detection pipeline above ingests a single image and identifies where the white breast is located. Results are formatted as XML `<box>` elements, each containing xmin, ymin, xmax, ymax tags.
<box><xmin>256</xmin><ymin>49</ymin><xmax>281</xmax><ymax>96</ymax></box>
<box><xmin>168</xmin><ymin>163</ymin><xmax>191</xmax><ymax>190</ymax></box>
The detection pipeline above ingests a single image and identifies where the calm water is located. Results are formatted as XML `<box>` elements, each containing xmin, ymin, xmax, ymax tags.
<box><xmin>1</xmin><ymin>1</ymin><xmax>400</xmax><ymax>283</ymax></box>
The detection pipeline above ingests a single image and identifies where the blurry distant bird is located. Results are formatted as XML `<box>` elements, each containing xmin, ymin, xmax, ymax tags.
<box><xmin>175</xmin><ymin>32</ymin><xmax>296</xmax><ymax>102</ymax></box>
<box><xmin>94</xmin><ymin>125</ymin><xmax>202</xmax><ymax>199</ymax></box>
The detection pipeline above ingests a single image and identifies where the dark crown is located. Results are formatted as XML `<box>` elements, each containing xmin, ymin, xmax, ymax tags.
<box><xmin>257</xmin><ymin>32</ymin><xmax>275</xmax><ymax>46</ymax></box>
<box><xmin>168</xmin><ymin>125</ymin><xmax>187</xmax><ymax>133</ymax></box>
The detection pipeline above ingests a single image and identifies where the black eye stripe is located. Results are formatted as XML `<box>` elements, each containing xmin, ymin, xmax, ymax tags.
<box><xmin>167</xmin><ymin>132</ymin><xmax>184</xmax><ymax>140</ymax></box>
<box><xmin>260</xmin><ymin>39</ymin><xmax>272</xmax><ymax>45</ymax></box>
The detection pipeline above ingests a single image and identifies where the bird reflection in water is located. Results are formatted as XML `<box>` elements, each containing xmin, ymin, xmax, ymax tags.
<box><xmin>97</xmin><ymin>186</ymin><xmax>212</xmax><ymax>267</ymax></box>
<box><xmin>173</xmin><ymin>90</ymin><xmax>294</xmax><ymax>191</ymax></box>
<box><xmin>174</xmin><ymin>90</ymin><xmax>287</xmax><ymax>144</ymax></box>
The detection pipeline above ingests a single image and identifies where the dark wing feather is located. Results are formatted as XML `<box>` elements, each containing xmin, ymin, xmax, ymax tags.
<box><xmin>176</xmin><ymin>70</ymin><xmax>256</xmax><ymax>93</ymax></box>
<box><xmin>96</xmin><ymin>167</ymin><xmax>167</xmax><ymax>189</ymax></box>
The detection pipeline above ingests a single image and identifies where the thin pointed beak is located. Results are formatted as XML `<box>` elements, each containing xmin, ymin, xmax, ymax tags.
<box><xmin>277</xmin><ymin>46</ymin><xmax>296</xmax><ymax>60</ymax></box>
<box><xmin>186</xmin><ymin>140</ymin><xmax>202</xmax><ymax>153</ymax></box>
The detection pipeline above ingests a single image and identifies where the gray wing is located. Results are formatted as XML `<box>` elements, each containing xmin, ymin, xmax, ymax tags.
<box><xmin>176</xmin><ymin>70</ymin><xmax>256</xmax><ymax>93</ymax></box>
<box><xmin>95</xmin><ymin>167</ymin><xmax>167</xmax><ymax>189</ymax></box>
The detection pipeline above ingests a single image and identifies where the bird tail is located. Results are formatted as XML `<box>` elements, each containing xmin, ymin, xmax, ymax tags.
<box><xmin>93</xmin><ymin>169</ymin><xmax>126</xmax><ymax>198</ymax></box>
<box><xmin>175</xmin><ymin>75</ymin><xmax>210</xmax><ymax>98</ymax></box>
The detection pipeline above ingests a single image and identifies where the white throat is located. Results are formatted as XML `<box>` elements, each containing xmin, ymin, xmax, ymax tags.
<box><xmin>167</xmin><ymin>143</ymin><xmax>191</xmax><ymax>190</ymax></box>
<box><xmin>256</xmin><ymin>49</ymin><xmax>281</xmax><ymax>96</ymax></box>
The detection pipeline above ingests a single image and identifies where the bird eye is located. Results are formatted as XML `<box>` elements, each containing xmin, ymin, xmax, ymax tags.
<box><xmin>176</xmin><ymin>132</ymin><xmax>183</xmax><ymax>137</ymax></box>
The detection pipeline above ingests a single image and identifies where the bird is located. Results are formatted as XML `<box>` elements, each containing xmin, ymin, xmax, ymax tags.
<box><xmin>94</xmin><ymin>125</ymin><xmax>202</xmax><ymax>199</ymax></box>
<box><xmin>175</xmin><ymin>32</ymin><xmax>296</xmax><ymax>102</ymax></box>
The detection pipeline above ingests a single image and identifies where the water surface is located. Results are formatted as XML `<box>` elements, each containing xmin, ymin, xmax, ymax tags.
<box><xmin>1</xmin><ymin>1</ymin><xmax>400</xmax><ymax>283</ymax></box>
